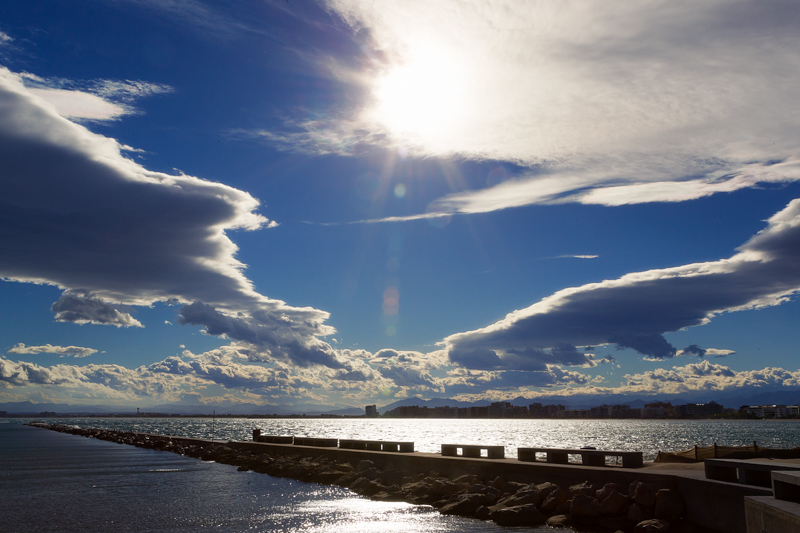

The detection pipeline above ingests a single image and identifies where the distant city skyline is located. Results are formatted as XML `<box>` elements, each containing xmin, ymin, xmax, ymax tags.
<box><xmin>2</xmin><ymin>1</ymin><xmax>800</xmax><ymax>410</ymax></box>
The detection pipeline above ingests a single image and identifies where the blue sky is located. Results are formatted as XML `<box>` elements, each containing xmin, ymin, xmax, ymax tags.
<box><xmin>2</xmin><ymin>0</ymin><xmax>800</xmax><ymax>410</ymax></box>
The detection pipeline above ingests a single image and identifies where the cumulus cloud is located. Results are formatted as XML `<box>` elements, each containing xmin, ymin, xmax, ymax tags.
<box><xmin>621</xmin><ymin>360</ymin><xmax>800</xmax><ymax>395</ymax></box>
<box><xmin>8</xmin><ymin>343</ymin><xmax>98</xmax><ymax>358</ymax></box>
<box><xmin>442</xmin><ymin>365</ymin><xmax>591</xmax><ymax>397</ymax></box>
<box><xmin>443</xmin><ymin>197</ymin><xmax>800</xmax><ymax>363</ymax></box>
<box><xmin>51</xmin><ymin>290</ymin><xmax>143</xmax><ymax>327</ymax></box>
<box><xmin>284</xmin><ymin>1</ymin><xmax>800</xmax><ymax>220</ymax></box>
<box><xmin>0</xmin><ymin>67</ymin><xmax>342</xmax><ymax>369</ymax></box>
<box><xmin>0</xmin><ymin>356</ymin><xmax>203</xmax><ymax>400</ymax></box>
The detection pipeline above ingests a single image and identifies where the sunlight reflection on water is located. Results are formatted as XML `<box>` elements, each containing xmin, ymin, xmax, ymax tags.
<box><xmin>14</xmin><ymin>417</ymin><xmax>800</xmax><ymax>461</ymax></box>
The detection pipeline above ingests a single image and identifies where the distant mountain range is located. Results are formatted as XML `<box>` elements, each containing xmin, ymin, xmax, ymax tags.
<box><xmin>0</xmin><ymin>400</ymin><xmax>364</xmax><ymax>417</ymax></box>
<box><xmin>3</xmin><ymin>389</ymin><xmax>800</xmax><ymax>416</ymax></box>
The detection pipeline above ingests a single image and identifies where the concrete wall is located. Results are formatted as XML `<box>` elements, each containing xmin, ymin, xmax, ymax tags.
<box><xmin>745</xmin><ymin>496</ymin><xmax>800</xmax><ymax>533</ymax></box>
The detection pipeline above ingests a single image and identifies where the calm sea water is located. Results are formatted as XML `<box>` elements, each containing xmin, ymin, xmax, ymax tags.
<box><xmin>0</xmin><ymin>422</ymin><xmax>557</xmax><ymax>533</ymax></box>
<box><xmin>9</xmin><ymin>417</ymin><xmax>800</xmax><ymax>461</ymax></box>
<box><xmin>3</xmin><ymin>418</ymin><xmax>798</xmax><ymax>532</ymax></box>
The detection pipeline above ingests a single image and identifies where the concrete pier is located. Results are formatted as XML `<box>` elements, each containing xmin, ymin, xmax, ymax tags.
<box><xmin>230</xmin><ymin>439</ymin><xmax>770</xmax><ymax>533</ymax></box>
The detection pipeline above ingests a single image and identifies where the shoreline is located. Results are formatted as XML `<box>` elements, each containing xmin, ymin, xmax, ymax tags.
<box><xmin>27</xmin><ymin>422</ymin><xmax>763</xmax><ymax>533</ymax></box>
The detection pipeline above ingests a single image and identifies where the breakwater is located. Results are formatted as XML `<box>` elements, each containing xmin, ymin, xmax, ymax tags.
<box><xmin>29</xmin><ymin>423</ymin><xmax>758</xmax><ymax>533</ymax></box>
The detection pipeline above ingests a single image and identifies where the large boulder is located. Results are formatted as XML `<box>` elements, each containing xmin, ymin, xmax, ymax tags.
<box><xmin>596</xmin><ymin>483</ymin><xmax>623</xmax><ymax>502</ymax></box>
<box><xmin>502</xmin><ymin>482</ymin><xmax>558</xmax><ymax>508</ymax></box>
<box><xmin>571</xmin><ymin>493</ymin><xmax>600</xmax><ymax>519</ymax></box>
<box><xmin>540</xmin><ymin>487</ymin><xmax>568</xmax><ymax>514</ymax></box>
<box><xmin>356</xmin><ymin>460</ymin><xmax>375</xmax><ymax>472</ymax></box>
<box><xmin>628</xmin><ymin>502</ymin><xmax>655</xmax><ymax>523</ymax></box>
<box><xmin>500</xmin><ymin>490</ymin><xmax>539</xmax><ymax>507</ymax></box>
<box><xmin>629</xmin><ymin>481</ymin><xmax>656</xmax><ymax>507</ymax></box>
<box><xmin>599</xmin><ymin>489</ymin><xmax>631</xmax><ymax>516</ymax></box>
<box><xmin>379</xmin><ymin>469</ymin><xmax>406</xmax><ymax>487</ymax></box>
<box><xmin>439</xmin><ymin>493</ymin><xmax>489</xmax><ymax>517</ymax></box>
<box><xmin>490</xmin><ymin>476</ymin><xmax>507</xmax><ymax>490</ymax></box>
<box><xmin>349</xmin><ymin>477</ymin><xmax>384</xmax><ymax>497</ymax></box>
<box><xmin>491</xmin><ymin>504</ymin><xmax>546</xmax><ymax>527</ymax></box>
<box><xmin>570</xmin><ymin>481</ymin><xmax>595</xmax><ymax>498</ymax></box>
<box><xmin>654</xmin><ymin>489</ymin><xmax>684</xmax><ymax>521</ymax></box>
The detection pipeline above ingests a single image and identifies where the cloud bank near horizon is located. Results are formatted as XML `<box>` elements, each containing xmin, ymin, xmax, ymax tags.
<box><xmin>3</xmin><ymin>350</ymin><xmax>799</xmax><ymax>407</ymax></box>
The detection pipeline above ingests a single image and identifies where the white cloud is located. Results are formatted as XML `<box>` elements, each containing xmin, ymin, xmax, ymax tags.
<box><xmin>707</xmin><ymin>348</ymin><xmax>736</xmax><ymax>358</ymax></box>
<box><xmin>621</xmin><ymin>361</ymin><xmax>800</xmax><ymax>395</ymax></box>
<box><xmin>0</xmin><ymin>32</ymin><xmax>12</xmax><ymax>44</ymax></box>
<box><xmin>0</xmin><ymin>66</ymin><xmax>342</xmax><ymax>369</ymax></box>
<box><xmin>282</xmin><ymin>0</ymin><xmax>800</xmax><ymax>219</ymax></box>
<box><xmin>443</xmin><ymin>197</ymin><xmax>800</xmax><ymax>364</ymax></box>
<box><xmin>8</xmin><ymin>343</ymin><xmax>98</xmax><ymax>358</ymax></box>
<box><xmin>21</xmin><ymin>73</ymin><xmax>173</xmax><ymax>121</ymax></box>
<box><xmin>26</xmin><ymin>87</ymin><xmax>129</xmax><ymax>121</ymax></box>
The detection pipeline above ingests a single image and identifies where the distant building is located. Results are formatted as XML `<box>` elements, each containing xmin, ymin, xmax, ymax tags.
<box><xmin>489</xmin><ymin>401</ymin><xmax>511</xmax><ymax>418</ymax></box>
<box><xmin>641</xmin><ymin>405</ymin><xmax>665</xmax><ymax>418</ymax></box>
<box><xmin>746</xmin><ymin>405</ymin><xmax>800</xmax><ymax>418</ymax></box>
<box><xmin>365</xmin><ymin>405</ymin><xmax>378</xmax><ymax>417</ymax></box>
<box><xmin>468</xmin><ymin>406</ymin><xmax>489</xmax><ymax>418</ymax></box>
<box><xmin>678</xmin><ymin>401</ymin><xmax>724</xmax><ymax>417</ymax></box>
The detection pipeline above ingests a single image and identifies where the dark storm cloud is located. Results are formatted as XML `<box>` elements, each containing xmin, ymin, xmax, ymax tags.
<box><xmin>445</xmin><ymin>198</ymin><xmax>800</xmax><ymax>364</ymax></box>
<box><xmin>0</xmin><ymin>67</ymin><xmax>340</xmax><ymax>368</ymax></box>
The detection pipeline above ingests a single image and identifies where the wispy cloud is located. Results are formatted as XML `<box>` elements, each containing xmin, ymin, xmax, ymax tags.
<box><xmin>274</xmin><ymin>0</ymin><xmax>800</xmax><ymax>219</ymax></box>
<box><xmin>552</xmin><ymin>255</ymin><xmax>598</xmax><ymax>260</ymax></box>
<box><xmin>20</xmin><ymin>72</ymin><xmax>173</xmax><ymax>121</ymax></box>
<box><xmin>8</xmin><ymin>343</ymin><xmax>98</xmax><ymax>358</ymax></box>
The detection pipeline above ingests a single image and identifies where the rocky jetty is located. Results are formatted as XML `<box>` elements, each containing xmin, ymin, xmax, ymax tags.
<box><xmin>28</xmin><ymin>423</ymin><xmax>705</xmax><ymax>533</ymax></box>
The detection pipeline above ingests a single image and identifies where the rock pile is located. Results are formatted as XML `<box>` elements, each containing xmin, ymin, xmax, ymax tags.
<box><xmin>28</xmin><ymin>423</ymin><xmax>700</xmax><ymax>533</ymax></box>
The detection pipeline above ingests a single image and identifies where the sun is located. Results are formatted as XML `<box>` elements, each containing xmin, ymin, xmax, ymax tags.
<box><xmin>370</xmin><ymin>43</ymin><xmax>466</xmax><ymax>143</ymax></box>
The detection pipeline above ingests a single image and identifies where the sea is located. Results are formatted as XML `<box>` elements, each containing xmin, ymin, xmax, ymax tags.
<box><xmin>2</xmin><ymin>417</ymin><xmax>799</xmax><ymax>532</ymax></box>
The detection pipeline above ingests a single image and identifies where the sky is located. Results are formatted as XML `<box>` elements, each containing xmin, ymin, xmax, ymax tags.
<box><xmin>2</xmin><ymin>0</ymin><xmax>800</xmax><ymax>410</ymax></box>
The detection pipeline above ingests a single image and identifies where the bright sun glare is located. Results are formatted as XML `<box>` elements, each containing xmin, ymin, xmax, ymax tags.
<box><xmin>372</xmin><ymin>45</ymin><xmax>465</xmax><ymax>142</ymax></box>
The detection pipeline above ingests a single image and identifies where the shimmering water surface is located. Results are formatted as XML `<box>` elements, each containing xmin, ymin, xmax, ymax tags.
<box><xmin>12</xmin><ymin>417</ymin><xmax>800</xmax><ymax>461</ymax></box>
<box><xmin>4</xmin><ymin>418</ymin><xmax>799</xmax><ymax>533</ymax></box>
<box><xmin>0</xmin><ymin>422</ymin><xmax>557</xmax><ymax>533</ymax></box>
